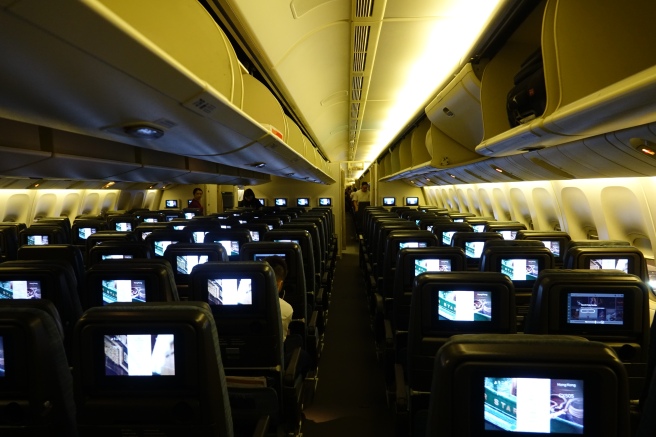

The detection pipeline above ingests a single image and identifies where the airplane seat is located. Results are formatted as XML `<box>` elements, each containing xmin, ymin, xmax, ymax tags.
<box><xmin>235</xmin><ymin>222</ymin><xmax>269</xmax><ymax>244</ymax></box>
<box><xmin>524</xmin><ymin>269</ymin><xmax>650</xmax><ymax>400</ymax></box>
<box><xmin>85</xmin><ymin>230</ymin><xmax>140</xmax><ymax>259</ymax></box>
<box><xmin>240</xmin><ymin>242</ymin><xmax>320</xmax><ymax>378</ymax></box>
<box><xmin>360</xmin><ymin>212</ymin><xmax>398</xmax><ymax>271</ymax></box>
<box><xmin>17</xmin><ymin>244</ymin><xmax>87</xmax><ymax>307</ymax></box>
<box><xmin>385</xmin><ymin>246</ymin><xmax>466</xmax><ymax>400</ymax></box>
<box><xmin>136</xmin><ymin>211</ymin><xmax>166</xmax><ymax>223</ymax></box>
<box><xmin>143</xmin><ymin>229</ymin><xmax>194</xmax><ymax>257</ymax></box>
<box><xmin>0</xmin><ymin>225</ymin><xmax>20</xmax><ymax>262</ymax></box>
<box><xmin>0</xmin><ymin>259</ymin><xmax>84</xmax><ymax>362</ymax></box>
<box><xmin>32</xmin><ymin>217</ymin><xmax>72</xmax><ymax>244</ymax></box>
<box><xmin>182</xmin><ymin>221</ymin><xmax>223</xmax><ymax>243</ymax></box>
<box><xmin>478</xmin><ymin>241</ymin><xmax>555</xmax><ymax>331</ymax></box>
<box><xmin>427</xmin><ymin>334</ymin><xmax>630</xmax><ymax>437</ymax></box>
<box><xmin>396</xmin><ymin>271</ymin><xmax>517</xmax><ymax>436</ymax></box>
<box><xmin>84</xmin><ymin>258</ymin><xmax>179</xmax><ymax>309</ymax></box>
<box><xmin>417</xmin><ymin>216</ymin><xmax>452</xmax><ymax>231</ymax></box>
<box><xmin>87</xmin><ymin>240</ymin><xmax>154</xmax><ymax>267</ymax></box>
<box><xmin>72</xmin><ymin>302</ymin><xmax>235</xmax><ymax>437</ymax></box>
<box><xmin>251</xmin><ymin>216</ymin><xmax>284</xmax><ymax>230</ymax></box>
<box><xmin>450</xmin><ymin>231</ymin><xmax>504</xmax><ymax>270</ymax></box>
<box><xmin>19</xmin><ymin>225</ymin><xmax>68</xmax><ymax>247</ymax></box>
<box><xmin>283</xmin><ymin>221</ymin><xmax>324</xmax><ymax>280</ymax></box>
<box><xmin>483</xmin><ymin>222</ymin><xmax>528</xmax><ymax>240</ymax></box>
<box><xmin>563</xmin><ymin>245</ymin><xmax>649</xmax><ymax>282</ymax></box>
<box><xmin>373</xmin><ymin>230</ymin><xmax>438</xmax><ymax>352</ymax></box>
<box><xmin>163</xmin><ymin>242</ymin><xmax>228</xmax><ymax>301</ymax></box>
<box><xmin>204</xmin><ymin>229</ymin><xmax>253</xmax><ymax>261</ymax></box>
<box><xmin>189</xmin><ymin>261</ymin><xmax>305</xmax><ymax>435</ymax></box>
<box><xmin>0</xmin><ymin>301</ymin><xmax>77</xmax><ymax>436</ymax></box>
<box><xmin>133</xmin><ymin>223</ymin><xmax>173</xmax><ymax>241</ymax></box>
<box><xmin>515</xmin><ymin>230</ymin><xmax>572</xmax><ymax>268</ymax></box>
<box><xmin>430</xmin><ymin>222</ymin><xmax>474</xmax><ymax>247</ymax></box>
<box><xmin>71</xmin><ymin>218</ymin><xmax>109</xmax><ymax>253</ymax></box>
<box><xmin>561</xmin><ymin>239</ymin><xmax>631</xmax><ymax>270</ymax></box>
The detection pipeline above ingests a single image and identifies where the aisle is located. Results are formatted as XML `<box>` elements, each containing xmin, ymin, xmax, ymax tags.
<box><xmin>302</xmin><ymin>213</ymin><xmax>393</xmax><ymax>436</ymax></box>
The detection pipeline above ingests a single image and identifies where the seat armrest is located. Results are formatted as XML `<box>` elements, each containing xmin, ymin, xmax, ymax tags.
<box><xmin>283</xmin><ymin>346</ymin><xmax>302</xmax><ymax>387</ymax></box>
<box><xmin>384</xmin><ymin>318</ymin><xmax>394</xmax><ymax>349</ymax></box>
<box><xmin>395</xmin><ymin>363</ymin><xmax>408</xmax><ymax>413</ymax></box>
<box><xmin>252</xmin><ymin>415</ymin><xmax>270</xmax><ymax>437</ymax></box>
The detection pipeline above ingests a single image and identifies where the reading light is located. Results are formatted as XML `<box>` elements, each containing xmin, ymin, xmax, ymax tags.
<box><xmin>640</xmin><ymin>147</ymin><xmax>656</xmax><ymax>156</ymax></box>
<box><xmin>449</xmin><ymin>174</ymin><xmax>457</xmax><ymax>178</ymax></box>
<box><xmin>494</xmin><ymin>167</ymin><xmax>504</xmax><ymax>173</ymax></box>
<box><xmin>102</xmin><ymin>181</ymin><xmax>115</xmax><ymax>189</ymax></box>
<box><xmin>249</xmin><ymin>162</ymin><xmax>266</xmax><ymax>168</ymax></box>
<box><xmin>123</xmin><ymin>125</ymin><xmax>164</xmax><ymax>139</ymax></box>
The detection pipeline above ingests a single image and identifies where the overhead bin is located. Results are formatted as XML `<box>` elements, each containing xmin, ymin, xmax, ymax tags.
<box><xmin>475</xmin><ymin>0</ymin><xmax>656</xmax><ymax>157</ymax></box>
<box><xmin>0</xmin><ymin>0</ymin><xmax>334</xmax><ymax>184</ymax></box>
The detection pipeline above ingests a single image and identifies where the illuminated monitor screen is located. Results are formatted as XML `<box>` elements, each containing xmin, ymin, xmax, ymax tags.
<box><xmin>589</xmin><ymin>258</ymin><xmax>628</xmax><ymax>273</ymax></box>
<box><xmin>383</xmin><ymin>197</ymin><xmax>396</xmax><ymax>206</ymax></box>
<box><xmin>275</xmin><ymin>198</ymin><xmax>288</xmax><ymax>207</ymax></box>
<box><xmin>153</xmin><ymin>241</ymin><xmax>174</xmax><ymax>257</ymax></box>
<box><xmin>172</xmin><ymin>225</ymin><xmax>186</xmax><ymax>231</ymax></box>
<box><xmin>101</xmin><ymin>254</ymin><xmax>134</xmax><ymax>260</ymax></box>
<box><xmin>104</xmin><ymin>334</ymin><xmax>175</xmax><ymax>376</ymax></box>
<box><xmin>499</xmin><ymin>230</ymin><xmax>518</xmax><ymax>240</ymax></box>
<box><xmin>542</xmin><ymin>241</ymin><xmax>560</xmax><ymax>256</ymax></box>
<box><xmin>165</xmin><ymin>200</ymin><xmax>178</xmax><ymax>208</ymax></box>
<box><xmin>472</xmin><ymin>224</ymin><xmax>486</xmax><ymax>233</ymax></box>
<box><xmin>414</xmin><ymin>258</ymin><xmax>451</xmax><ymax>276</ymax></box>
<box><xmin>465</xmin><ymin>241</ymin><xmax>485</xmax><ymax>258</ymax></box>
<box><xmin>405</xmin><ymin>197</ymin><xmax>419</xmax><ymax>206</ymax></box>
<box><xmin>566</xmin><ymin>292</ymin><xmax>624</xmax><ymax>325</ymax></box>
<box><xmin>141</xmin><ymin>231</ymin><xmax>152</xmax><ymax>240</ymax></box>
<box><xmin>143</xmin><ymin>218</ymin><xmax>158</xmax><ymax>223</ymax></box>
<box><xmin>78</xmin><ymin>227</ymin><xmax>97</xmax><ymax>240</ymax></box>
<box><xmin>192</xmin><ymin>231</ymin><xmax>207</xmax><ymax>243</ymax></box>
<box><xmin>501</xmin><ymin>258</ymin><xmax>539</xmax><ymax>281</ymax></box>
<box><xmin>319</xmin><ymin>198</ymin><xmax>332</xmax><ymax>206</ymax></box>
<box><xmin>484</xmin><ymin>377</ymin><xmax>584</xmax><ymax>433</ymax></box>
<box><xmin>115</xmin><ymin>222</ymin><xmax>132</xmax><ymax>232</ymax></box>
<box><xmin>249</xmin><ymin>231</ymin><xmax>260</xmax><ymax>242</ymax></box>
<box><xmin>267</xmin><ymin>225</ymin><xmax>274</xmax><ymax>231</ymax></box>
<box><xmin>0</xmin><ymin>280</ymin><xmax>41</xmax><ymax>299</ymax></box>
<box><xmin>442</xmin><ymin>231</ymin><xmax>456</xmax><ymax>246</ymax></box>
<box><xmin>26</xmin><ymin>235</ymin><xmax>49</xmax><ymax>245</ymax></box>
<box><xmin>184</xmin><ymin>212</ymin><xmax>196</xmax><ymax>219</ymax></box>
<box><xmin>274</xmin><ymin>239</ymin><xmax>300</xmax><ymax>245</ymax></box>
<box><xmin>426</xmin><ymin>225</ymin><xmax>434</xmax><ymax>232</ymax></box>
<box><xmin>218</xmin><ymin>240</ymin><xmax>240</xmax><ymax>256</ymax></box>
<box><xmin>207</xmin><ymin>278</ymin><xmax>252</xmax><ymax>305</ymax></box>
<box><xmin>438</xmin><ymin>290</ymin><xmax>492</xmax><ymax>321</ymax></box>
<box><xmin>296</xmin><ymin>198</ymin><xmax>310</xmax><ymax>207</ymax></box>
<box><xmin>453</xmin><ymin>218</ymin><xmax>465</xmax><ymax>223</ymax></box>
<box><xmin>176</xmin><ymin>255</ymin><xmax>209</xmax><ymax>275</ymax></box>
<box><xmin>399</xmin><ymin>241</ymin><xmax>428</xmax><ymax>249</ymax></box>
<box><xmin>101</xmin><ymin>279</ymin><xmax>146</xmax><ymax>304</ymax></box>
<box><xmin>0</xmin><ymin>336</ymin><xmax>4</xmax><ymax>377</ymax></box>
<box><xmin>253</xmin><ymin>253</ymin><xmax>286</xmax><ymax>262</ymax></box>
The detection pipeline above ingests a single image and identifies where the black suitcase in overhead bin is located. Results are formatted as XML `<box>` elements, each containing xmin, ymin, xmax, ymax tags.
<box><xmin>506</xmin><ymin>48</ymin><xmax>546</xmax><ymax>127</ymax></box>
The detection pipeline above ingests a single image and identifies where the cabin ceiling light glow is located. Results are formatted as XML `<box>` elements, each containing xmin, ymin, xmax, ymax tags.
<box><xmin>123</xmin><ymin>124</ymin><xmax>164</xmax><ymax>139</ymax></box>
<box><xmin>364</xmin><ymin>1</ymin><xmax>504</xmax><ymax>163</ymax></box>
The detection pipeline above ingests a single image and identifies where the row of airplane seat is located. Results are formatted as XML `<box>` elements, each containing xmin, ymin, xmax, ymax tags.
<box><xmin>356</xmin><ymin>205</ymin><xmax>656</xmax><ymax>436</ymax></box>
<box><xmin>0</xmin><ymin>206</ymin><xmax>337</xmax><ymax>436</ymax></box>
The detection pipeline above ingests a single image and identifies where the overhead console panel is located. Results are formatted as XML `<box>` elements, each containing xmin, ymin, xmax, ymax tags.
<box><xmin>0</xmin><ymin>0</ymin><xmax>334</xmax><ymax>184</ymax></box>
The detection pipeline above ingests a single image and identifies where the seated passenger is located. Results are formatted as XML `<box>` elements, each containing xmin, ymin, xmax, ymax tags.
<box><xmin>239</xmin><ymin>188</ymin><xmax>263</xmax><ymax>209</ymax></box>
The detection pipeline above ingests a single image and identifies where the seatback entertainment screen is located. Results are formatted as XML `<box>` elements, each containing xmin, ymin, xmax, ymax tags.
<box><xmin>104</xmin><ymin>334</ymin><xmax>175</xmax><ymax>376</ymax></box>
<box><xmin>0</xmin><ymin>280</ymin><xmax>41</xmax><ymax>299</ymax></box>
<box><xmin>207</xmin><ymin>278</ymin><xmax>252</xmax><ymax>305</ymax></box>
<box><xmin>566</xmin><ymin>292</ymin><xmax>624</xmax><ymax>325</ymax></box>
<box><xmin>438</xmin><ymin>290</ymin><xmax>491</xmax><ymax>321</ymax></box>
<box><xmin>102</xmin><ymin>279</ymin><xmax>146</xmax><ymax>304</ymax></box>
<box><xmin>414</xmin><ymin>258</ymin><xmax>451</xmax><ymax>276</ymax></box>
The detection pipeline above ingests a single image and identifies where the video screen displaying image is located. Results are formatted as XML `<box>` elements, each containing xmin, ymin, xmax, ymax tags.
<box><xmin>414</xmin><ymin>258</ymin><xmax>451</xmax><ymax>276</ymax></box>
<box><xmin>274</xmin><ymin>239</ymin><xmax>300</xmax><ymax>245</ymax></box>
<box><xmin>589</xmin><ymin>258</ymin><xmax>628</xmax><ymax>273</ymax></box>
<box><xmin>319</xmin><ymin>198</ymin><xmax>332</xmax><ymax>206</ymax></box>
<box><xmin>472</xmin><ymin>224</ymin><xmax>486</xmax><ymax>233</ymax></box>
<box><xmin>176</xmin><ymin>255</ymin><xmax>209</xmax><ymax>275</ymax></box>
<box><xmin>78</xmin><ymin>228</ymin><xmax>96</xmax><ymax>240</ymax></box>
<box><xmin>465</xmin><ymin>241</ymin><xmax>485</xmax><ymax>258</ymax></box>
<box><xmin>0</xmin><ymin>280</ymin><xmax>41</xmax><ymax>299</ymax></box>
<box><xmin>115</xmin><ymin>222</ymin><xmax>132</xmax><ymax>232</ymax></box>
<box><xmin>102</xmin><ymin>279</ymin><xmax>146</xmax><ymax>304</ymax></box>
<box><xmin>104</xmin><ymin>334</ymin><xmax>175</xmax><ymax>376</ymax></box>
<box><xmin>0</xmin><ymin>336</ymin><xmax>5</xmax><ymax>377</ymax></box>
<box><xmin>399</xmin><ymin>241</ymin><xmax>428</xmax><ymax>249</ymax></box>
<box><xmin>184</xmin><ymin>212</ymin><xmax>196</xmax><ymax>219</ymax></box>
<box><xmin>566</xmin><ymin>293</ymin><xmax>624</xmax><ymax>325</ymax></box>
<box><xmin>165</xmin><ymin>200</ymin><xmax>178</xmax><ymax>208</ymax></box>
<box><xmin>249</xmin><ymin>231</ymin><xmax>260</xmax><ymax>242</ymax></box>
<box><xmin>141</xmin><ymin>231</ymin><xmax>152</xmax><ymax>240</ymax></box>
<box><xmin>253</xmin><ymin>253</ymin><xmax>286</xmax><ymax>262</ymax></box>
<box><xmin>297</xmin><ymin>198</ymin><xmax>310</xmax><ymax>207</ymax></box>
<box><xmin>442</xmin><ymin>231</ymin><xmax>456</xmax><ymax>246</ymax></box>
<box><xmin>438</xmin><ymin>290</ymin><xmax>491</xmax><ymax>321</ymax></box>
<box><xmin>501</xmin><ymin>258</ymin><xmax>539</xmax><ymax>281</ymax></box>
<box><xmin>192</xmin><ymin>231</ymin><xmax>207</xmax><ymax>243</ymax></box>
<box><xmin>499</xmin><ymin>230</ymin><xmax>518</xmax><ymax>240</ymax></box>
<box><xmin>101</xmin><ymin>254</ymin><xmax>134</xmax><ymax>260</ymax></box>
<box><xmin>207</xmin><ymin>278</ymin><xmax>252</xmax><ymax>305</ymax></box>
<box><xmin>383</xmin><ymin>197</ymin><xmax>396</xmax><ymax>206</ymax></box>
<box><xmin>426</xmin><ymin>225</ymin><xmax>433</xmax><ymax>232</ymax></box>
<box><xmin>275</xmin><ymin>198</ymin><xmax>287</xmax><ymax>207</ymax></box>
<box><xmin>153</xmin><ymin>241</ymin><xmax>174</xmax><ymax>257</ymax></box>
<box><xmin>405</xmin><ymin>197</ymin><xmax>419</xmax><ymax>206</ymax></box>
<box><xmin>26</xmin><ymin>235</ymin><xmax>49</xmax><ymax>245</ymax></box>
<box><xmin>143</xmin><ymin>218</ymin><xmax>158</xmax><ymax>223</ymax></box>
<box><xmin>484</xmin><ymin>377</ymin><xmax>584</xmax><ymax>434</ymax></box>
<box><xmin>542</xmin><ymin>241</ymin><xmax>560</xmax><ymax>256</ymax></box>
<box><xmin>218</xmin><ymin>240</ymin><xmax>240</xmax><ymax>256</ymax></box>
